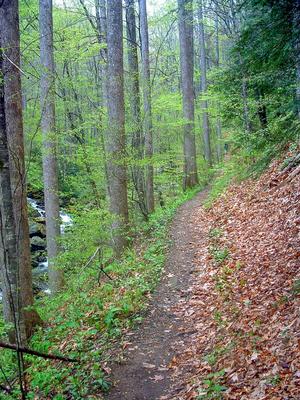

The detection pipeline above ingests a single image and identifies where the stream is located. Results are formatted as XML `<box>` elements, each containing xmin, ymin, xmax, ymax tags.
<box><xmin>28</xmin><ymin>198</ymin><xmax>73</xmax><ymax>295</ymax></box>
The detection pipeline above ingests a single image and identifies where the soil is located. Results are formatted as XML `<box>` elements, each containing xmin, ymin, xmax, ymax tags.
<box><xmin>106</xmin><ymin>189</ymin><xmax>208</xmax><ymax>400</ymax></box>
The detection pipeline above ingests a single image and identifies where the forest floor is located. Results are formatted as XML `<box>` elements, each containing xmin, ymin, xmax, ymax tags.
<box><xmin>106</xmin><ymin>154</ymin><xmax>300</xmax><ymax>400</ymax></box>
<box><xmin>105</xmin><ymin>189</ymin><xmax>210</xmax><ymax>400</ymax></box>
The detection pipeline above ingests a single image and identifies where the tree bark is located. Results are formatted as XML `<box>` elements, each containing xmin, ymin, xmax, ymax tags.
<box><xmin>198</xmin><ymin>0</ymin><xmax>212</xmax><ymax>166</ymax></box>
<box><xmin>125</xmin><ymin>0</ymin><xmax>147</xmax><ymax>217</ymax></box>
<box><xmin>293</xmin><ymin>0</ymin><xmax>300</xmax><ymax>118</ymax></box>
<box><xmin>95</xmin><ymin>0</ymin><xmax>108</xmax><ymax>104</ymax></box>
<box><xmin>0</xmin><ymin>49</ymin><xmax>26</xmax><ymax>345</ymax></box>
<box><xmin>178</xmin><ymin>0</ymin><xmax>199</xmax><ymax>189</ymax></box>
<box><xmin>139</xmin><ymin>0</ymin><xmax>155</xmax><ymax>213</ymax></box>
<box><xmin>215</xmin><ymin>14</ymin><xmax>222</xmax><ymax>162</ymax></box>
<box><xmin>0</xmin><ymin>0</ymin><xmax>41</xmax><ymax>340</ymax></box>
<box><xmin>106</xmin><ymin>0</ymin><xmax>129</xmax><ymax>257</ymax></box>
<box><xmin>39</xmin><ymin>0</ymin><xmax>63</xmax><ymax>293</ymax></box>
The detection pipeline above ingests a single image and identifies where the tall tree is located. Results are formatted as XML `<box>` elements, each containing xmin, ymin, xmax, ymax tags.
<box><xmin>106</xmin><ymin>0</ymin><xmax>129</xmax><ymax>257</ymax></box>
<box><xmin>96</xmin><ymin>0</ymin><xmax>108</xmax><ymax>104</ymax></box>
<box><xmin>198</xmin><ymin>0</ymin><xmax>212</xmax><ymax>165</ymax></box>
<box><xmin>39</xmin><ymin>0</ymin><xmax>63</xmax><ymax>293</ymax></box>
<box><xmin>0</xmin><ymin>0</ymin><xmax>41</xmax><ymax>340</ymax></box>
<box><xmin>178</xmin><ymin>0</ymin><xmax>199</xmax><ymax>189</ymax></box>
<box><xmin>215</xmin><ymin>14</ymin><xmax>222</xmax><ymax>161</ymax></box>
<box><xmin>125</xmin><ymin>0</ymin><xmax>147</xmax><ymax>218</ymax></box>
<box><xmin>139</xmin><ymin>0</ymin><xmax>155</xmax><ymax>213</ymax></box>
<box><xmin>293</xmin><ymin>0</ymin><xmax>300</xmax><ymax>119</ymax></box>
<box><xmin>0</xmin><ymin>48</ymin><xmax>27</xmax><ymax>345</ymax></box>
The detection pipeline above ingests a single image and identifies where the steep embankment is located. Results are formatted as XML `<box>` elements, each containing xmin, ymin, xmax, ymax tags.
<box><xmin>166</xmin><ymin>155</ymin><xmax>300</xmax><ymax>399</ymax></box>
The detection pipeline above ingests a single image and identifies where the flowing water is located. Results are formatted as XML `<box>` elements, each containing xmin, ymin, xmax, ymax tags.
<box><xmin>28</xmin><ymin>198</ymin><xmax>73</xmax><ymax>295</ymax></box>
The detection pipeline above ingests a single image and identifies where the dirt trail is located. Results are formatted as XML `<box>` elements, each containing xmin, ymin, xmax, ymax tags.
<box><xmin>106</xmin><ymin>189</ymin><xmax>208</xmax><ymax>400</ymax></box>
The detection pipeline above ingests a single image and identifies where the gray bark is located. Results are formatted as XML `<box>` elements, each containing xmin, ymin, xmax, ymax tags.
<box><xmin>95</xmin><ymin>0</ymin><xmax>108</xmax><ymax>104</ymax></box>
<box><xmin>294</xmin><ymin>0</ymin><xmax>300</xmax><ymax>118</ymax></box>
<box><xmin>125</xmin><ymin>0</ymin><xmax>147</xmax><ymax>217</ymax></box>
<box><xmin>178</xmin><ymin>0</ymin><xmax>198</xmax><ymax>189</ymax></box>
<box><xmin>106</xmin><ymin>0</ymin><xmax>129</xmax><ymax>257</ymax></box>
<box><xmin>215</xmin><ymin>15</ymin><xmax>222</xmax><ymax>162</ymax></box>
<box><xmin>0</xmin><ymin>49</ymin><xmax>26</xmax><ymax>345</ymax></box>
<box><xmin>39</xmin><ymin>0</ymin><xmax>63</xmax><ymax>293</ymax></box>
<box><xmin>198</xmin><ymin>0</ymin><xmax>212</xmax><ymax>166</ymax></box>
<box><xmin>0</xmin><ymin>0</ymin><xmax>41</xmax><ymax>340</ymax></box>
<box><xmin>139</xmin><ymin>0</ymin><xmax>155</xmax><ymax>213</ymax></box>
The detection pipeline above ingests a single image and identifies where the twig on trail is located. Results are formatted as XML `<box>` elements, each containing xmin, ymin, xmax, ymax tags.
<box><xmin>0</xmin><ymin>342</ymin><xmax>78</xmax><ymax>363</ymax></box>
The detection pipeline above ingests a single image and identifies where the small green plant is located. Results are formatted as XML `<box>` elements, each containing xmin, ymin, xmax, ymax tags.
<box><xmin>210</xmin><ymin>246</ymin><xmax>229</xmax><ymax>265</ymax></box>
<box><xmin>266</xmin><ymin>374</ymin><xmax>281</xmax><ymax>386</ymax></box>
<box><xmin>198</xmin><ymin>370</ymin><xmax>227</xmax><ymax>399</ymax></box>
<box><xmin>213</xmin><ymin>310</ymin><xmax>226</xmax><ymax>327</ymax></box>
<box><xmin>292</xmin><ymin>279</ymin><xmax>300</xmax><ymax>295</ymax></box>
<box><xmin>209</xmin><ymin>227</ymin><xmax>223</xmax><ymax>239</ymax></box>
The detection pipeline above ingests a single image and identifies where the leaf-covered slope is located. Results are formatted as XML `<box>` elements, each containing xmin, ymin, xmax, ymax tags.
<box><xmin>168</xmin><ymin>155</ymin><xmax>300</xmax><ymax>400</ymax></box>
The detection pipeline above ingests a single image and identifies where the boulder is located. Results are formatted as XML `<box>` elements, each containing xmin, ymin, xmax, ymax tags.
<box><xmin>35</xmin><ymin>216</ymin><xmax>46</xmax><ymax>224</ymax></box>
<box><xmin>30</xmin><ymin>236</ymin><xmax>46</xmax><ymax>252</ymax></box>
<box><xmin>29</xmin><ymin>222</ymin><xmax>46</xmax><ymax>238</ymax></box>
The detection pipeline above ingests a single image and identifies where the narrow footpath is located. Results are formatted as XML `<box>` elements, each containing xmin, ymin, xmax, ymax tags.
<box><xmin>106</xmin><ymin>189</ymin><xmax>208</xmax><ymax>400</ymax></box>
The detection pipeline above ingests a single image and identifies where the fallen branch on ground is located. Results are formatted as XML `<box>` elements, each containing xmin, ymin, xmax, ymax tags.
<box><xmin>0</xmin><ymin>342</ymin><xmax>79</xmax><ymax>363</ymax></box>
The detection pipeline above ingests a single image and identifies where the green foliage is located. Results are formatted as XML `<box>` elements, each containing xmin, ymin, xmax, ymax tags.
<box><xmin>198</xmin><ymin>370</ymin><xmax>227</xmax><ymax>400</ymax></box>
<box><xmin>210</xmin><ymin>246</ymin><xmax>229</xmax><ymax>265</ymax></box>
<box><xmin>0</xmin><ymin>186</ymin><xmax>203</xmax><ymax>398</ymax></box>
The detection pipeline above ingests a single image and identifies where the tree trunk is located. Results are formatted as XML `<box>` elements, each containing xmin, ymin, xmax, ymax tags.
<box><xmin>95</xmin><ymin>0</ymin><xmax>108</xmax><ymax>104</ymax></box>
<box><xmin>106</xmin><ymin>0</ymin><xmax>129</xmax><ymax>257</ymax></box>
<box><xmin>178</xmin><ymin>0</ymin><xmax>198</xmax><ymax>190</ymax></box>
<box><xmin>39</xmin><ymin>0</ymin><xmax>63</xmax><ymax>293</ymax></box>
<box><xmin>293</xmin><ymin>0</ymin><xmax>300</xmax><ymax>118</ymax></box>
<box><xmin>125</xmin><ymin>0</ymin><xmax>147</xmax><ymax>217</ymax></box>
<box><xmin>241</xmin><ymin>73</ymin><xmax>252</xmax><ymax>133</ymax></box>
<box><xmin>215</xmin><ymin>15</ymin><xmax>222</xmax><ymax>162</ymax></box>
<box><xmin>0</xmin><ymin>49</ymin><xmax>27</xmax><ymax>345</ymax></box>
<box><xmin>139</xmin><ymin>0</ymin><xmax>155</xmax><ymax>213</ymax></box>
<box><xmin>0</xmin><ymin>0</ymin><xmax>41</xmax><ymax>340</ymax></box>
<box><xmin>198</xmin><ymin>0</ymin><xmax>212</xmax><ymax>166</ymax></box>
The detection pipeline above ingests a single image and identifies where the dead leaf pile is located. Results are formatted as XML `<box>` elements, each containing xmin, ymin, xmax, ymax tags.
<box><xmin>167</xmin><ymin>157</ymin><xmax>300</xmax><ymax>399</ymax></box>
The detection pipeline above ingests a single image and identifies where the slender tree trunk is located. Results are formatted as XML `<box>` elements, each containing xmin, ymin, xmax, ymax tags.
<box><xmin>198</xmin><ymin>0</ymin><xmax>212</xmax><ymax>166</ymax></box>
<box><xmin>293</xmin><ymin>0</ymin><xmax>300</xmax><ymax>118</ymax></box>
<box><xmin>0</xmin><ymin>0</ymin><xmax>41</xmax><ymax>340</ymax></box>
<box><xmin>125</xmin><ymin>0</ymin><xmax>147</xmax><ymax>217</ymax></box>
<box><xmin>95</xmin><ymin>0</ymin><xmax>111</xmax><ymax>199</ymax></box>
<box><xmin>178</xmin><ymin>0</ymin><xmax>198</xmax><ymax>190</ymax></box>
<box><xmin>139</xmin><ymin>0</ymin><xmax>155</xmax><ymax>213</ymax></box>
<box><xmin>39</xmin><ymin>0</ymin><xmax>63</xmax><ymax>293</ymax></box>
<box><xmin>215</xmin><ymin>15</ymin><xmax>222</xmax><ymax>162</ymax></box>
<box><xmin>241</xmin><ymin>73</ymin><xmax>252</xmax><ymax>133</ymax></box>
<box><xmin>106</xmin><ymin>0</ymin><xmax>129</xmax><ymax>257</ymax></box>
<box><xmin>95</xmin><ymin>0</ymin><xmax>108</xmax><ymax>104</ymax></box>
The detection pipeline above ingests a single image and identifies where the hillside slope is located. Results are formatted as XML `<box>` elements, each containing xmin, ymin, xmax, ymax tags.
<box><xmin>167</xmin><ymin>155</ymin><xmax>300</xmax><ymax>400</ymax></box>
